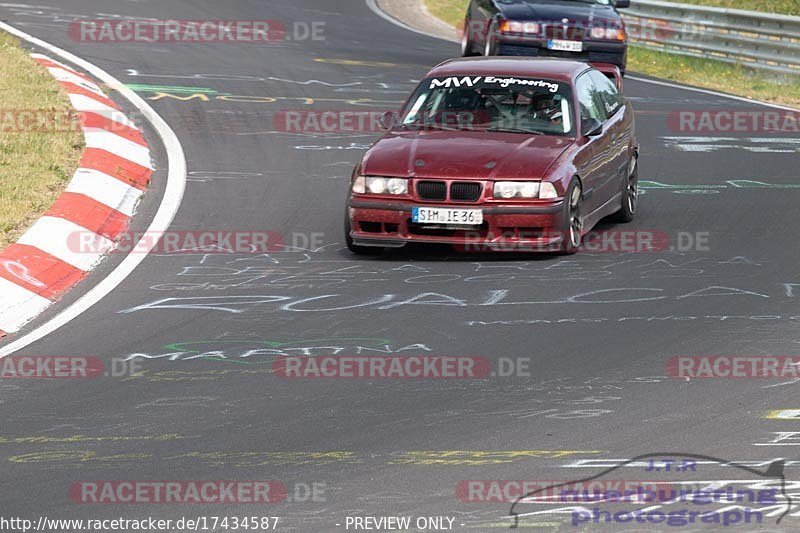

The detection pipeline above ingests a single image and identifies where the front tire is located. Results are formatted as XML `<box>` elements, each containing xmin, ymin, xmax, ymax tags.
<box><xmin>484</xmin><ymin>23</ymin><xmax>498</xmax><ymax>56</ymax></box>
<box><xmin>559</xmin><ymin>179</ymin><xmax>583</xmax><ymax>255</ymax></box>
<box><xmin>612</xmin><ymin>155</ymin><xmax>638</xmax><ymax>223</ymax></box>
<box><xmin>461</xmin><ymin>18</ymin><xmax>480</xmax><ymax>56</ymax></box>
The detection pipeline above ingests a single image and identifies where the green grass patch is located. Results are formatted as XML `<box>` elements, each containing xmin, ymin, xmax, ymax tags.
<box><xmin>425</xmin><ymin>0</ymin><xmax>469</xmax><ymax>27</ymax></box>
<box><xmin>0</xmin><ymin>32</ymin><xmax>84</xmax><ymax>249</ymax></box>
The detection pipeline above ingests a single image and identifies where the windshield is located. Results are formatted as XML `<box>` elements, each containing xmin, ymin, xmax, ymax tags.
<box><xmin>399</xmin><ymin>75</ymin><xmax>575</xmax><ymax>136</ymax></box>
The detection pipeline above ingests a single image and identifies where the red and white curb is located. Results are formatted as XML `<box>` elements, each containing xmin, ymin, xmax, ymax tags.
<box><xmin>0</xmin><ymin>53</ymin><xmax>152</xmax><ymax>337</ymax></box>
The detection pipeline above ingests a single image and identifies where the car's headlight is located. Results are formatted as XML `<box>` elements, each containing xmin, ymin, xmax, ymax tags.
<box><xmin>499</xmin><ymin>21</ymin><xmax>540</xmax><ymax>34</ymax></box>
<box><xmin>493</xmin><ymin>181</ymin><xmax>540</xmax><ymax>199</ymax></box>
<box><xmin>590</xmin><ymin>26</ymin><xmax>626</xmax><ymax>41</ymax></box>
<box><xmin>539</xmin><ymin>182</ymin><xmax>558</xmax><ymax>199</ymax></box>
<box><xmin>352</xmin><ymin>176</ymin><xmax>408</xmax><ymax>195</ymax></box>
<box><xmin>352</xmin><ymin>175</ymin><xmax>366</xmax><ymax>193</ymax></box>
<box><xmin>493</xmin><ymin>181</ymin><xmax>560</xmax><ymax>199</ymax></box>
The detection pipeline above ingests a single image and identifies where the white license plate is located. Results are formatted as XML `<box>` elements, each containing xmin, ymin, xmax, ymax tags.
<box><xmin>412</xmin><ymin>207</ymin><xmax>483</xmax><ymax>225</ymax></box>
<box><xmin>547</xmin><ymin>39</ymin><xmax>583</xmax><ymax>52</ymax></box>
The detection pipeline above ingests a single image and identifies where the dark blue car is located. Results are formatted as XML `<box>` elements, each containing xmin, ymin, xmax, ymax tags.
<box><xmin>461</xmin><ymin>0</ymin><xmax>630</xmax><ymax>73</ymax></box>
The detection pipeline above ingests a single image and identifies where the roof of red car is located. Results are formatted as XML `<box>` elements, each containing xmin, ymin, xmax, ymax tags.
<box><xmin>426</xmin><ymin>57</ymin><xmax>590</xmax><ymax>83</ymax></box>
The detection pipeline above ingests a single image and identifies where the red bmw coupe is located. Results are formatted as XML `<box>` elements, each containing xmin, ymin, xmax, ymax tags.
<box><xmin>345</xmin><ymin>57</ymin><xmax>638</xmax><ymax>254</ymax></box>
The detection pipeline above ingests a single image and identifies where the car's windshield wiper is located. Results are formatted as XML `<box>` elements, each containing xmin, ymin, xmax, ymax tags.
<box><xmin>485</xmin><ymin>126</ymin><xmax>545</xmax><ymax>135</ymax></box>
<box><xmin>398</xmin><ymin>122</ymin><xmax>461</xmax><ymax>131</ymax></box>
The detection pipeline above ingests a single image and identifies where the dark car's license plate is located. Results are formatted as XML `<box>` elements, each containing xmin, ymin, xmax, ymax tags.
<box><xmin>547</xmin><ymin>39</ymin><xmax>583</xmax><ymax>52</ymax></box>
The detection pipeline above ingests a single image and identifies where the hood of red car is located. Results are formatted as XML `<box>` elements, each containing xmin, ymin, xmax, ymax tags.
<box><xmin>361</xmin><ymin>130</ymin><xmax>574</xmax><ymax>180</ymax></box>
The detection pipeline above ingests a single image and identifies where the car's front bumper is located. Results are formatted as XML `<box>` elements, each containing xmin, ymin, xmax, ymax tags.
<box><xmin>496</xmin><ymin>38</ymin><xmax>627</xmax><ymax>71</ymax></box>
<box><xmin>348</xmin><ymin>199</ymin><xmax>567</xmax><ymax>252</ymax></box>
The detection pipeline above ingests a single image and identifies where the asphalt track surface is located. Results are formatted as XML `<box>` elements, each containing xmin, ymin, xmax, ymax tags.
<box><xmin>1</xmin><ymin>1</ymin><xmax>799</xmax><ymax>532</ymax></box>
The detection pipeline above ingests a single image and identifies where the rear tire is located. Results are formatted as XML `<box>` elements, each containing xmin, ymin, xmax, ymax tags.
<box><xmin>612</xmin><ymin>155</ymin><xmax>638</xmax><ymax>223</ymax></box>
<box><xmin>559</xmin><ymin>179</ymin><xmax>583</xmax><ymax>255</ymax></box>
<box><xmin>344</xmin><ymin>209</ymin><xmax>383</xmax><ymax>255</ymax></box>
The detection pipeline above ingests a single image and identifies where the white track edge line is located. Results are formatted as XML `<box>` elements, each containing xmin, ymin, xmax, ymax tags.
<box><xmin>0</xmin><ymin>21</ymin><xmax>187</xmax><ymax>357</ymax></box>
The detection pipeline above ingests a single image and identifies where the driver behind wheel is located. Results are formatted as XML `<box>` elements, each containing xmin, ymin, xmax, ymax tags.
<box><xmin>532</xmin><ymin>93</ymin><xmax>564</xmax><ymax>126</ymax></box>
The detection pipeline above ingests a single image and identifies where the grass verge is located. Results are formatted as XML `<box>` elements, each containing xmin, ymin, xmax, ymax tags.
<box><xmin>423</xmin><ymin>0</ymin><xmax>800</xmax><ymax>108</ymax></box>
<box><xmin>425</xmin><ymin>0</ymin><xmax>468</xmax><ymax>27</ymax></box>
<box><xmin>0</xmin><ymin>31</ymin><xmax>84</xmax><ymax>249</ymax></box>
<box><xmin>628</xmin><ymin>46</ymin><xmax>800</xmax><ymax>107</ymax></box>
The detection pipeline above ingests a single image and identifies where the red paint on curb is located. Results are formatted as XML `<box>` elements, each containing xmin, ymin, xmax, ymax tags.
<box><xmin>46</xmin><ymin>193</ymin><xmax>131</xmax><ymax>241</ymax></box>
<box><xmin>0</xmin><ymin>54</ymin><xmax>152</xmax><ymax>337</ymax></box>
<box><xmin>81</xmin><ymin>112</ymin><xmax>145</xmax><ymax>145</ymax></box>
<box><xmin>31</xmin><ymin>57</ymin><xmax>94</xmax><ymax>83</ymax></box>
<box><xmin>79</xmin><ymin>148</ymin><xmax>152</xmax><ymax>189</ymax></box>
<box><xmin>0</xmin><ymin>244</ymin><xmax>85</xmax><ymax>299</ymax></box>
<box><xmin>57</xmin><ymin>81</ymin><xmax>121</xmax><ymax>110</ymax></box>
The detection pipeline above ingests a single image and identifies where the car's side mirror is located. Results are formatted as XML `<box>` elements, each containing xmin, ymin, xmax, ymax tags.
<box><xmin>614</xmin><ymin>0</ymin><xmax>631</xmax><ymax>8</ymax></box>
<box><xmin>581</xmin><ymin>117</ymin><xmax>603</xmax><ymax>137</ymax></box>
<box><xmin>379</xmin><ymin>111</ymin><xmax>398</xmax><ymax>130</ymax></box>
